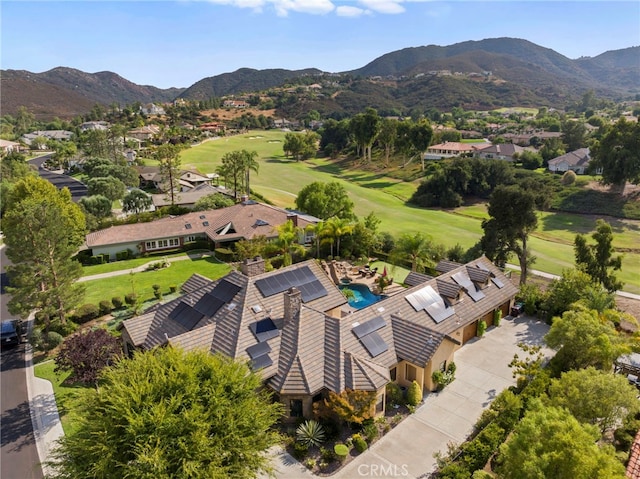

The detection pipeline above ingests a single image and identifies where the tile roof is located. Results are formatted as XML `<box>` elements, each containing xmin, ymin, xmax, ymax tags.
<box><xmin>404</xmin><ymin>272</ymin><xmax>434</xmax><ymax>287</ymax></box>
<box><xmin>627</xmin><ymin>429</ymin><xmax>640</xmax><ymax>478</ymax></box>
<box><xmin>85</xmin><ymin>201</ymin><xmax>315</xmax><ymax>248</ymax></box>
<box><xmin>548</xmin><ymin>148</ymin><xmax>591</xmax><ymax>167</ymax></box>
<box><xmin>121</xmin><ymin>256</ymin><xmax>516</xmax><ymax>396</ymax></box>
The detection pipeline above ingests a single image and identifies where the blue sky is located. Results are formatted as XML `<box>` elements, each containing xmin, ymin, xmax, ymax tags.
<box><xmin>2</xmin><ymin>1</ymin><xmax>639</xmax><ymax>89</ymax></box>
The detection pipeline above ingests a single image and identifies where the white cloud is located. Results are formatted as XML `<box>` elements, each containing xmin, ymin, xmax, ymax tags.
<box><xmin>336</xmin><ymin>5</ymin><xmax>369</xmax><ymax>17</ymax></box>
<box><xmin>271</xmin><ymin>0</ymin><xmax>335</xmax><ymax>16</ymax></box>
<box><xmin>357</xmin><ymin>0</ymin><xmax>405</xmax><ymax>14</ymax></box>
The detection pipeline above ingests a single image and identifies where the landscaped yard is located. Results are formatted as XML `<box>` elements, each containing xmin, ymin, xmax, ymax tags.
<box><xmin>81</xmin><ymin>256</ymin><xmax>231</xmax><ymax>306</ymax></box>
<box><xmin>174</xmin><ymin>130</ymin><xmax>640</xmax><ymax>294</ymax></box>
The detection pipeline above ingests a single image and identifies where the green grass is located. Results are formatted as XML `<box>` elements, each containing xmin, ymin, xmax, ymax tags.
<box><xmin>81</xmin><ymin>252</ymin><xmax>190</xmax><ymax>276</ymax></box>
<box><xmin>34</xmin><ymin>360</ymin><xmax>88</xmax><ymax>435</ymax></box>
<box><xmin>81</xmin><ymin>256</ymin><xmax>232</xmax><ymax>305</ymax></box>
<box><xmin>171</xmin><ymin>130</ymin><xmax>640</xmax><ymax>294</ymax></box>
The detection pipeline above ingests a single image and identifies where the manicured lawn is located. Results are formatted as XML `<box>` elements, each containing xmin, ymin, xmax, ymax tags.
<box><xmin>81</xmin><ymin>256</ymin><xmax>232</xmax><ymax>306</ymax></box>
<box><xmin>34</xmin><ymin>360</ymin><xmax>88</xmax><ymax>436</ymax></box>
<box><xmin>81</xmin><ymin>251</ymin><xmax>191</xmax><ymax>276</ymax></box>
<box><xmin>174</xmin><ymin>131</ymin><xmax>640</xmax><ymax>294</ymax></box>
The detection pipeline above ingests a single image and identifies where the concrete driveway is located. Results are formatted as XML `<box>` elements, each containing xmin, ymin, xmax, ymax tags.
<box><xmin>270</xmin><ymin>316</ymin><xmax>552</xmax><ymax>479</ymax></box>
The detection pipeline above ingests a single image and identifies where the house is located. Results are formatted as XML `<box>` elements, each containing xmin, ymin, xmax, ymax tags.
<box><xmin>475</xmin><ymin>143</ymin><xmax>532</xmax><ymax>162</ymax></box>
<box><xmin>151</xmin><ymin>183</ymin><xmax>234</xmax><ymax>209</ymax></box>
<box><xmin>85</xmin><ymin>200</ymin><xmax>318</xmax><ymax>260</ymax></box>
<box><xmin>0</xmin><ymin>139</ymin><xmax>23</xmax><ymax>155</ymax></box>
<box><xmin>21</xmin><ymin>130</ymin><xmax>73</xmax><ymax>147</ymax></box>
<box><xmin>119</xmin><ymin>256</ymin><xmax>517</xmax><ymax>421</ymax></box>
<box><xmin>627</xmin><ymin>429</ymin><xmax>640</xmax><ymax>478</ymax></box>
<box><xmin>140</xmin><ymin>103</ymin><xmax>166</xmax><ymax>116</ymax></box>
<box><xmin>425</xmin><ymin>141</ymin><xmax>489</xmax><ymax>160</ymax></box>
<box><xmin>547</xmin><ymin>148</ymin><xmax>592</xmax><ymax>174</ymax></box>
<box><xmin>199</xmin><ymin>122</ymin><xmax>226</xmax><ymax>135</ymax></box>
<box><xmin>127</xmin><ymin>125</ymin><xmax>161</xmax><ymax>141</ymax></box>
<box><xmin>136</xmin><ymin>166</ymin><xmax>214</xmax><ymax>192</ymax></box>
<box><xmin>223</xmin><ymin>99</ymin><xmax>249</xmax><ymax>108</ymax></box>
<box><xmin>501</xmin><ymin>131</ymin><xmax>562</xmax><ymax>146</ymax></box>
<box><xmin>79</xmin><ymin>121</ymin><xmax>110</xmax><ymax>131</ymax></box>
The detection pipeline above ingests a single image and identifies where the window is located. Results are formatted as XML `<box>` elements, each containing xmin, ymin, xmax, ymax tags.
<box><xmin>145</xmin><ymin>241</ymin><xmax>156</xmax><ymax>249</ymax></box>
<box><xmin>406</xmin><ymin>364</ymin><xmax>416</xmax><ymax>382</ymax></box>
<box><xmin>146</xmin><ymin>238</ymin><xmax>179</xmax><ymax>250</ymax></box>
<box><xmin>376</xmin><ymin>394</ymin><xmax>384</xmax><ymax>413</ymax></box>
<box><xmin>390</xmin><ymin>367</ymin><xmax>397</xmax><ymax>381</ymax></box>
<box><xmin>185</xmin><ymin>235</ymin><xmax>197</xmax><ymax>243</ymax></box>
<box><xmin>290</xmin><ymin>399</ymin><xmax>303</xmax><ymax>418</ymax></box>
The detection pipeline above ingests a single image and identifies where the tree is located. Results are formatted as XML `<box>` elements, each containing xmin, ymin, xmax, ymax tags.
<box><xmin>267</xmin><ymin>219</ymin><xmax>305</xmax><ymax>266</ymax></box>
<box><xmin>154</xmin><ymin>143</ymin><xmax>182</xmax><ymax>205</ymax></box>
<box><xmin>48</xmin><ymin>140</ymin><xmax>77</xmax><ymax>170</ymax></box>
<box><xmin>574</xmin><ymin>219</ymin><xmax>623</xmax><ymax>292</ymax></box>
<box><xmin>496</xmin><ymin>400</ymin><xmax>626</xmax><ymax>479</ymax></box>
<box><xmin>50</xmin><ymin>347</ymin><xmax>283</xmax><ymax>479</ymax></box>
<box><xmin>546</xmin><ymin>367</ymin><xmax>640</xmax><ymax>433</ymax></box>
<box><xmin>390</xmin><ymin>232</ymin><xmax>438</xmax><ymax>273</ymax></box>
<box><xmin>122</xmin><ymin>188</ymin><xmax>153</xmax><ymax>216</ymax></box>
<box><xmin>590</xmin><ymin>118</ymin><xmax>640</xmax><ymax>190</ymax></box>
<box><xmin>518</xmin><ymin>150</ymin><xmax>543</xmax><ymax>170</ymax></box>
<box><xmin>54</xmin><ymin>329</ymin><xmax>122</xmax><ymax>385</ymax></box>
<box><xmin>240</xmin><ymin>149</ymin><xmax>259</xmax><ymax>197</ymax></box>
<box><xmin>544</xmin><ymin>268</ymin><xmax>596</xmax><ymax>317</ymax></box>
<box><xmin>350</xmin><ymin>108</ymin><xmax>380</xmax><ymax>163</ymax></box>
<box><xmin>79</xmin><ymin>195</ymin><xmax>112</xmax><ymax>222</ymax></box>
<box><xmin>283</xmin><ymin>132</ymin><xmax>305</xmax><ymax>161</ymax></box>
<box><xmin>3</xmin><ymin>176</ymin><xmax>86</xmax><ymax>330</ymax></box>
<box><xmin>481</xmin><ymin>185</ymin><xmax>538</xmax><ymax>285</ymax></box>
<box><xmin>539</xmin><ymin>137</ymin><xmax>565</xmax><ymax>164</ymax></box>
<box><xmin>409</xmin><ymin>119</ymin><xmax>434</xmax><ymax>171</ymax></box>
<box><xmin>193</xmin><ymin>193</ymin><xmax>234</xmax><ymax>211</ymax></box>
<box><xmin>305</xmin><ymin>221</ymin><xmax>326</xmax><ymax>258</ymax></box>
<box><xmin>295</xmin><ymin>181</ymin><xmax>354</xmax><ymax>220</ymax></box>
<box><xmin>217</xmin><ymin>150</ymin><xmax>245</xmax><ymax>201</ymax></box>
<box><xmin>544</xmin><ymin>309</ymin><xmax>626</xmax><ymax>373</ymax></box>
<box><xmin>561</xmin><ymin>120</ymin><xmax>588</xmax><ymax>151</ymax></box>
<box><xmin>322</xmin><ymin>217</ymin><xmax>353</xmax><ymax>258</ymax></box>
<box><xmin>322</xmin><ymin>389</ymin><xmax>377</xmax><ymax>425</ymax></box>
<box><xmin>377</xmin><ymin>118</ymin><xmax>397</xmax><ymax>168</ymax></box>
<box><xmin>86</xmin><ymin>176</ymin><xmax>126</xmax><ymax>201</ymax></box>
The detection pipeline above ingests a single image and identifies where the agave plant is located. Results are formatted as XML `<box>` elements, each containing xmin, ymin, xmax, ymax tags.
<box><xmin>296</xmin><ymin>419</ymin><xmax>326</xmax><ymax>447</ymax></box>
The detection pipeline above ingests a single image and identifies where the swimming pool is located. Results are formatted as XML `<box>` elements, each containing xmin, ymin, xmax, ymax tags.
<box><xmin>339</xmin><ymin>283</ymin><xmax>383</xmax><ymax>310</ymax></box>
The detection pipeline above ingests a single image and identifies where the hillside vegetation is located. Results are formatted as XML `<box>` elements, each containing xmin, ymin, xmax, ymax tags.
<box><xmin>180</xmin><ymin>130</ymin><xmax>640</xmax><ymax>294</ymax></box>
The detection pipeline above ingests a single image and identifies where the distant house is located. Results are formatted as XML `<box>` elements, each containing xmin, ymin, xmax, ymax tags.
<box><xmin>151</xmin><ymin>183</ymin><xmax>234</xmax><ymax>209</ymax></box>
<box><xmin>199</xmin><ymin>122</ymin><xmax>226</xmax><ymax>135</ymax></box>
<box><xmin>119</xmin><ymin>255</ymin><xmax>517</xmax><ymax>421</ymax></box>
<box><xmin>127</xmin><ymin>125</ymin><xmax>161</xmax><ymax>141</ymax></box>
<box><xmin>79</xmin><ymin>121</ymin><xmax>110</xmax><ymax>131</ymax></box>
<box><xmin>85</xmin><ymin>200</ymin><xmax>318</xmax><ymax>260</ymax></box>
<box><xmin>548</xmin><ymin>148</ymin><xmax>593</xmax><ymax>175</ymax></box>
<box><xmin>501</xmin><ymin>131</ymin><xmax>562</xmax><ymax>147</ymax></box>
<box><xmin>140</xmin><ymin>103</ymin><xmax>166</xmax><ymax>116</ymax></box>
<box><xmin>475</xmin><ymin>143</ymin><xmax>532</xmax><ymax>162</ymax></box>
<box><xmin>136</xmin><ymin>166</ymin><xmax>214</xmax><ymax>192</ymax></box>
<box><xmin>425</xmin><ymin>141</ymin><xmax>489</xmax><ymax>160</ymax></box>
<box><xmin>223</xmin><ymin>99</ymin><xmax>249</xmax><ymax>108</ymax></box>
<box><xmin>0</xmin><ymin>139</ymin><xmax>23</xmax><ymax>155</ymax></box>
<box><xmin>21</xmin><ymin>130</ymin><xmax>73</xmax><ymax>147</ymax></box>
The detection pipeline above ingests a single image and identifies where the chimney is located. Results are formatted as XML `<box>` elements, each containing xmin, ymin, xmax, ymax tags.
<box><xmin>286</xmin><ymin>213</ymin><xmax>298</xmax><ymax>227</ymax></box>
<box><xmin>241</xmin><ymin>194</ymin><xmax>249</xmax><ymax>203</ymax></box>
<box><xmin>241</xmin><ymin>256</ymin><xmax>265</xmax><ymax>277</ymax></box>
<box><xmin>284</xmin><ymin>287</ymin><xmax>302</xmax><ymax>324</ymax></box>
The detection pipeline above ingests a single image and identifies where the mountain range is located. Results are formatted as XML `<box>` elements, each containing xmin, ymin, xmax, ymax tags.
<box><xmin>2</xmin><ymin>37</ymin><xmax>638</xmax><ymax>120</ymax></box>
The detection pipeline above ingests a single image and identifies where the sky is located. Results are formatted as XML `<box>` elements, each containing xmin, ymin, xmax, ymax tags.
<box><xmin>2</xmin><ymin>1</ymin><xmax>639</xmax><ymax>89</ymax></box>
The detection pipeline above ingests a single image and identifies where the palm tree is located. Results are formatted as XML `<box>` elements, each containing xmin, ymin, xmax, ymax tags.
<box><xmin>241</xmin><ymin>149</ymin><xmax>259</xmax><ymax>197</ymax></box>
<box><xmin>270</xmin><ymin>220</ymin><xmax>305</xmax><ymax>266</ymax></box>
<box><xmin>322</xmin><ymin>217</ymin><xmax>354</xmax><ymax>258</ymax></box>
<box><xmin>306</xmin><ymin>221</ymin><xmax>326</xmax><ymax>258</ymax></box>
<box><xmin>390</xmin><ymin>232</ymin><xmax>436</xmax><ymax>272</ymax></box>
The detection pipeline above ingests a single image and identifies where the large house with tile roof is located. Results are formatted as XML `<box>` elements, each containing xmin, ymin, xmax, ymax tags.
<box><xmin>85</xmin><ymin>201</ymin><xmax>317</xmax><ymax>260</ymax></box>
<box><xmin>120</xmin><ymin>255</ymin><xmax>517</xmax><ymax>420</ymax></box>
<box><xmin>547</xmin><ymin>148</ymin><xmax>594</xmax><ymax>175</ymax></box>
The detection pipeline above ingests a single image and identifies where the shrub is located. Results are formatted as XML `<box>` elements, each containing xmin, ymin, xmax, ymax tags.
<box><xmin>169</xmin><ymin>285</ymin><xmax>177</xmax><ymax>294</ymax></box>
<box><xmin>304</xmin><ymin>458</ymin><xmax>316</xmax><ymax>470</ymax></box>
<box><xmin>363</xmin><ymin>422</ymin><xmax>378</xmax><ymax>443</ymax></box>
<box><xmin>111</xmin><ymin>296</ymin><xmax>124</xmax><ymax>309</ymax></box>
<box><xmin>334</xmin><ymin>444</ymin><xmax>349</xmax><ymax>461</ymax></box>
<box><xmin>154</xmin><ymin>291</ymin><xmax>163</xmax><ymax>300</ymax></box>
<box><xmin>493</xmin><ymin>309</ymin><xmax>502</xmax><ymax>327</ymax></box>
<box><xmin>45</xmin><ymin>331</ymin><xmax>64</xmax><ymax>350</ymax></box>
<box><xmin>320</xmin><ymin>446</ymin><xmax>335</xmax><ymax>462</ymax></box>
<box><xmin>561</xmin><ymin>170</ymin><xmax>577</xmax><ymax>186</ymax></box>
<box><xmin>477</xmin><ymin>320</ymin><xmax>487</xmax><ymax>337</ymax></box>
<box><xmin>124</xmin><ymin>293</ymin><xmax>138</xmax><ymax>306</ymax></box>
<box><xmin>50</xmin><ymin>320</ymin><xmax>78</xmax><ymax>337</ymax></box>
<box><xmin>75</xmin><ymin>303</ymin><xmax>100</xmax><ymax>324</ymax></box>
<box><xmin>296</xmin><ymin>420</ymin><xmax>325</xmax><ymax>447</ymax></box>
<box><xmin>99</xmin><ymin>300</ymin><xmax>113</xmax><ymax>316</ymax></box>
<box><xmin>386</xmin><ymin>382</ymin><xmax>404</xmax><ymax>406</ymax></box>
<box><xmin>292</xmin><ymin>442</ymin><xmax>308</xmax><ymax>460</ymax></box>
<box><xmin>407</xmin><ymin>380</ymin><xmax>422</xmax><ymax>406</ymax></box>
<box><xmin>352</xmin><ymin>434</ymin><xmax>368</xmax><ymax>453</ymax></box>
<box><xmin>54</xmin><ymin>329</ymin><xmax>122</xmax><ymax>384</ymax></box>
<box><xmin>152</xmin><ymin>284</ymin><xmax>161</xmax><ymax>292</ymax></box>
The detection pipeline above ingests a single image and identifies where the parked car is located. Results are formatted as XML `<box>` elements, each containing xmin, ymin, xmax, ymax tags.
<box><xmin>1</xmin><ymin>319</ymin><xmax>23</xmax><ymax>348</ymax></box>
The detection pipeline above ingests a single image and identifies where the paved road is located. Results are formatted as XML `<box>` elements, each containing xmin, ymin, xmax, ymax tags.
<box><xmin>29</xmin><ymin>154</ymin><xmax>88</xmax><ymax>202</ymax></box>
<box><xmin>0</xmin><ymin>246</ymin><xmax>44</xmax><ymax>479</ymax></box>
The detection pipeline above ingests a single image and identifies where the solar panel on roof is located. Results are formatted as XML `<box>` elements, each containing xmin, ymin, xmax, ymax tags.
<box><xmin>251</xmin><ymin>354</ymin><xmax>273</xmax><ymax>371</ymax></box>
<box><xmin>246</xmin><ymin>341</ymin><xmax>271</xmax><ymax>359</ymax></box>
<box><xmin>425</xmin><ymin>301</ymin><xmax>455</xmax><ymax>323</ymax></box>
<box><xmin>452</xmin><ymin>271</ymin><xmax>486</xmax><ymax>302</ymax></box>
<box><xmin>476</xmin><ymin>262</ymin><xmax>490</xmax><ymax>272</ymax></box>
<box><xmin>193</xmin><ymin>294</ymin><xmax>225</xmax><ymax>317</ymax></box>
<box><xmin>249</xmin><ymin>318</ymin><xmax>280</xmax><ymax>342</ymax></box>
<box><xmin>254</xmin><ymin>266</ymin><xmax>327</xmax><ymax>302</ymax></box>
<box><xmin>352</xmin><ymin>315</ymin><xmax>387</xmax><ymax>339</ymax></box>
<box><xmin>168</xmin><ymin>301</ymin><xmax>204</xmax><ymax>330</ymax></box>
<box><xmin>298</xmin><ymin>280</ymin><xmax>328</xmax><ymax>303</ymax></box>
<box><xmin>491</xmin><ymin>277</ymin><xmax>505</xmax><ymax>289</ymax></box>
<box><xmin>211</xmin><ymin>280</ymin><xmax>241</xmax><ymax>303</ymax></box>
<box><xmin>360</xmin><ymin>331</ymin><xmax>389</xmax><ymax>358</ymax></box>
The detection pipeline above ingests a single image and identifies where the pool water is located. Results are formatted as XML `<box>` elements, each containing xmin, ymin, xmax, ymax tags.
<box><xmin>340</xmin><ymin>283</ymin><xmax>383</xmax><ymax>309</ymax></box>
